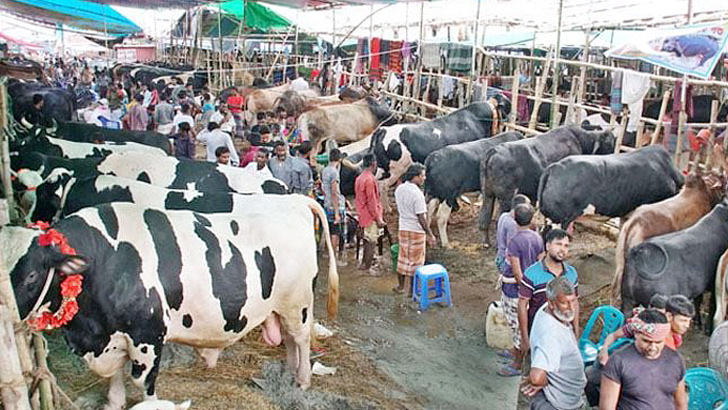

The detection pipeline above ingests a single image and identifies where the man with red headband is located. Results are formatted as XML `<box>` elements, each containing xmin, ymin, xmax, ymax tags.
<box><xmin>599</xmin><ymin>309</ymin><xmax>688</xmax><ymax>410</ymax></box>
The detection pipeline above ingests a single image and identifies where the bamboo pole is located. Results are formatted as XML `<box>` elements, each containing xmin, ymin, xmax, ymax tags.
<box><xmin>437</xmin><ymin>68</ymin><xmax>444</xmax><ymax>107</ymax></box>
<box><xmin>565</xmin><ymin>75</ymin><xmax>578</xmax><ymax>124</ymax></box>
<box><xmin>381</xmin><ymin>91</ymin><xmax>454</xmax><ymax>114</ymax></box>
<box><xmin>615</xmin><ymin>107</ymin><xmax>629</xmax><ymax>153</ymax></box>
<box><xmin>635</xmin><ymin>121</ymin><xmax>645</xmax><ymax>147</ymax></box>
<box><xmin>0</xmin><ymin>306</ymin><xmax>31</xmax><ymax>410</ymax></box>
<box><xmin>528</xmin><ymin>52</ymin><xmax>552</xmax><ymax>130</ymax></box>
<box><xmin>509</xmin><ymin>63</ymin><xmax>520</xmax><ymax>125</ymax></box>
<box><xmin>705</xmin><ymin>100</ymin><xmax>719</xmax><ymax>168</ymax></box>
<box><xmin>550</xmin><ymin>0</ymin><xmax>565</xmax><ymax>129</ymax></box>
<box><xmin>467</xmin><ymin>0</ymin><xmax>483</xmax><ymax>104</ymax></box>
<box><xmin>651</xmin><ymin>90</ymin><xmax>671</xmax><ymax>145</ymax></box>
<box><xmin>674</xmin><ymin>110</ymin><xmax>687</xmax><ymax>165</ymax></box>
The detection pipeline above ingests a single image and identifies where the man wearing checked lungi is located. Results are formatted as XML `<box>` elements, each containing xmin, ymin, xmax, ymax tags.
<box><xmin>394</xmin><ymin>163</ymin><xmax>437</xmax><ymax>295</ymax></box>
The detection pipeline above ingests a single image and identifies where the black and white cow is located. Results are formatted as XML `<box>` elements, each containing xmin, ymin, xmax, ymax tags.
<box><xmin>538</xmin><ymin>145</ymin><xmax>684</xmax><ymax>229</ymax></box>
<box><xmin>12</xmin><ymin>151</ymin><xmax>288</xmax><ymax>195</ymax></box>
<box><xmin>478</xmin><ymin>126</ymin><xmax>616</xmax><ymax>245</ymax></box>
<box><xmin>29</xmin><ymin>174</ymin><xmax>270</xmax><ymax>223</ymax></box>
<box><xmin>4</xmin><ymin>199</ymin><xmax>338</xmax><ymax>409</ymax></box>
<box><xmin>424</xmin><ymin>131</ymin><xmax>524</xmax><ymax>248</ymax></box>
<box><xmin>622</xmin><ymin>199</ymin><xmax>728</xmax><ymax>323</ymax></box>
<box><xmin>370</xmin><ymin>101</ymin><xmax>504</xmax><ymax>212</ymax></box>
<box><xmin>12</xmin><ymin>127</ymin><xmax>167</xmax><ymax>159</ymax></box>
<box><xmin>55</xmin><ymin>121</ymin><xmax>171</xmax><ymax>154</ymax></box>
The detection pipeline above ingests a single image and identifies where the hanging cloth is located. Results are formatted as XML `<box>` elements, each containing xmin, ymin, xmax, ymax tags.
<box><xmin>421</xmin><ymin>42</ymin><xmax>440</xmax><ymax>69</ymax></box>
<box><xmin>621</xmin><ymin>70</ymin><xmax>651</xmax><ymax>132</ymax></box>
<box><xmin>380</xmin><ymin>40</ymin><xmax>391</xmax><ymax>68</ymax></box>
<box><xmin>370</xmin><ymin>37</ymin><xmax>381</xmax><ymax>81</ymax></box>
<box><xmin>610</xmin><ymin>70</ymin><xmax>623</xmax><ymax>114</ymax></box>
<box><xmin>389</xmin><ymin>41</ymin><xmax>403</xmax><ymax>72</ymax></box>
<box><xmin>445</xmin><ymin>43</ymin><xmax>473</xmax><ymax>73</ymax></box>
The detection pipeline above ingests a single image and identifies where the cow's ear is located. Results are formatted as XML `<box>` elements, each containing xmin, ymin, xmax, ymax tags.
<box><xmin>57</xmin><ymin>256</ymin><xmax>88</xmax><ymax>276</ymax></box>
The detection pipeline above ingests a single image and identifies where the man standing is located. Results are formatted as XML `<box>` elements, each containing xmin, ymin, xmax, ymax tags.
<box><xmin>154</xmin><ymin>91</ymin><xmax>175</xmax><ymax>136</ymax></box>
<box><xmin>321</xmin><ymin>148</ymin><xmax>347</xmax><ymax>266</ymax></box>
<box><xmin>495</xmin><ymin>194</ymin><xmax>531</xmax><ymax>262</ymax></box>
<box><xmin>291</xmin><ymin>142</ymin><xmax>314</xmax><ymax>196</ymax></box>
<box><xmin>522</xmin><ymin>276</ymin><xmax>586</xmax><ymax>410</ymax></box>
<box><xmin>244</xmin><ymin>149</ymin><xmax>273</xmax><ymax>179</ymax></box>
<box><xmin>269</xmin><ymin>141</ymin><xmax>295</xmax><ymax>189</ymax></box>
<box><xmin>498</xmin><ymin>203</ymin><xmax>544</xmax><ymax>377</ymax></box>
<box><xmin>197</xmin><ymin>122</ymin><xmax>239</xmax><ymax>166</ymax></box>
<box><xmin>171</xmin><ymin>122</ymin><xmax>195</xmax><ymax>160</ymax></box>
<box><xmin>227</xmin><ymin>87</ymin><xmax>245</xmax><ymax>138</ymax></box>
<box><xmin>519</xmin><ymin>229</ymin><xmax>579</xmax><ymax>354</ymax></box>
<box><xmin>173</xmin><ymin>104</ymin><xmax>194</xmax><ymax>135</ymax></box>
<box><xmin>124</xmin><ymin>94</ymin><xmax>149</xmax><ymax>131</ymax></box>
<box><xmin>355</xmin><ymin>153</ymin><xmax>386</xmax><ymax>272</ymax></box>
<box><xmin>215</xmin><ymin>146</ymin><xmax>231</xmax><ymax>166</ymax></box>
<box><xmin>600</xmin><ymin>309</ymin><xmax>688</xmax><ymax>410</ymax></box>
<box><xmin>394</xmin><ymin>163</ymin><xmax>437</xmax><ymax>295</ymax></box>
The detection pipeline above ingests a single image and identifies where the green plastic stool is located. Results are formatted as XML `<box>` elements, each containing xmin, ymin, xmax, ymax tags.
<box><xmin>390</xmin><ymin>244</ymin><xmax>399</xmax><ymax>273</ymax></box>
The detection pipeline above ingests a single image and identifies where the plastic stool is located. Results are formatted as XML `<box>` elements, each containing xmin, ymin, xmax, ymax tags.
<box><xmin>412</xmin><ymin>264</ymin><xmax>452</xmax><ymax>311</ymax></box>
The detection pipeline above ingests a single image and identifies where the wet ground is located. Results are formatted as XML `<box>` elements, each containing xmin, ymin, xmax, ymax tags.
<box><xmin>44</xmin><ymin>200</ymin><xmax>709</xmax><ymax>410</ymax></box>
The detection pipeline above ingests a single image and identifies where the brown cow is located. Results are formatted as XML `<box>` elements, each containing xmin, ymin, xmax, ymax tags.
<box><xmin>612</xmin><ymin>172</ymin><xmax>724</xmax><ymax>302</ymax></box>
<box><xmin>297</xmin><ymin>97</ymin><xmax>394</xmax><ymax>155</ymax></box>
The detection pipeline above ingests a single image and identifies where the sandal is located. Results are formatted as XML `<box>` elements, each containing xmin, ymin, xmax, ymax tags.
<box><xmin>497</xmin><ymin>364</ymin><xmax>522</xmax><ymax>377</ymax></box>
<box><xmin>497</xmin><ymin>350</ymin><xmax>515</xmax><ymax>360</ymax></box>
<box><xmin>391</xmin><ymin>286</ymin><xmax>405</xmax><ymax>294</ymax></box>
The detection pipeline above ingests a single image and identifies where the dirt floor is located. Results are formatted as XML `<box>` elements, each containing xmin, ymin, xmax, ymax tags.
<box><xmin>43</xmin><ymin>198</ymin><xmax>710</xmax><ymax>410</ymax></box>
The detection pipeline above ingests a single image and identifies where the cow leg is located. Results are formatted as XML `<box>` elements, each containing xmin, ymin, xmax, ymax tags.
<box><xmin>196</xmin><ymin>348</ymin><xmax>223</xmax><ymax>368</ymax></box>
<box><xmin>280</xmin><ymin>307</ymin><xmax>313</xmax><ymax>390</ymax></box>
<box><xmin>478</xmin><ymin>194</ymin><xmax>497</xmax><ymax>247</ymax></box>
<box><xmin>694</xmin><ymin>294</ymin><xmax>704</xmax><ymax>330</ymax></box>
<box><xmin>128</xmin><ymin>343</ymin><xmax>162</xmax><ymax>401</ymax></box>
<box><xmin>436</xmin><ymin>202</ymin><xmax>453</xmax><ymax>249</ymax></box>
<box><xmin>427</xmin><ymin>198</ymin><xmax>440</xmax><ymax>227</ymax></box>
<box><xmin>103</xmin><ymin>369</ymin><xmax>126</xmax><ymax>410</ymax></box>
<box><xmin>380</xmin><ymin>180</ymin><xmax>392</xmax><ymax>214</ymax></box>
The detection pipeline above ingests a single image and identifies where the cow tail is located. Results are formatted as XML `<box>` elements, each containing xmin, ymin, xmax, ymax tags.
<box><xmin>612</xmin><ymin>218</ymin><xmax>632</xmax><ymax>304</ymax></box>
<box><xmin>307</xmin><ymin>199</ymin><xmax>339</xmax><ymax>320</ymax></box>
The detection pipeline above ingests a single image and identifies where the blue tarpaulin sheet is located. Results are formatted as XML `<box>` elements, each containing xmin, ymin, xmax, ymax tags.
<box><xmin>0</xmin><ymin>0</ymin><xmax>141</xmax><ymax>35</ymax></box>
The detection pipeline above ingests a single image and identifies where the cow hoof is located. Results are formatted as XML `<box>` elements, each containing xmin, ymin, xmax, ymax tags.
<box><xmin>297</xmin><ymin>379</ymin><xmax>311</xmax><ymax>391</ymax></box>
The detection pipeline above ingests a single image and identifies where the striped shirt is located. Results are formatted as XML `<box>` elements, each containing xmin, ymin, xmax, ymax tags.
<box><xmin>519</xmin><ymin>260</ymin><xmax>579</xmax><ymax>329</ymax></box>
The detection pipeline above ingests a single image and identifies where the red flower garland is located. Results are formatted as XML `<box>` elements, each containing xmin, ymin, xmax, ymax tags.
<box><xmin>27</xmin><ymin>222</ymin><xmax>83</xmax><ymax>331</ymax></box>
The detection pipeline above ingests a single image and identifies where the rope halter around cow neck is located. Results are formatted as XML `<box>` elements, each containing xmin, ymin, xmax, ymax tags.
<box><xmin>26</xmin><ymin>221</ymin><xmax>84</xmax><ymax>332</ymax></box>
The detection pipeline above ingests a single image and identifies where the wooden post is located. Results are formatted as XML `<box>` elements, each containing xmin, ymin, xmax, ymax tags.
<box><xmin>32</xmin><ymin>334</ymin><xmax>52</xmax><ymax>410</ymax></box>
<box><xmin>651</xmin><ymin>90</ymin><xmax>670</xmax><ymax>145</ymax></box>
<box><xmin>528</xmin><ymin>50</ymin><xmax>552</xmax><ymax>130</ymax></box>
<box><xmin>565</xmin><ymin>75</ymin><xmax>578</xmax><ymax>124</ymax></box>
<box><xmin>614</xmin><ymin>107</ymin><xmax>629</xmax><ymax>153</ymax></box>
<box><xmin>705</xmin><ymin>100</ymin><xmax>720</xmax><ymax>168</ymax></box>
<box><xmin>0</xmin><ymin>82</ymin><xmax>16</xmax><ymax>223</ymax></box>
<box><xmin>635</xmin><ymin>121</ymin><xmax>645</xmax><ymax>147</ymax></box>
<box><xmin>510</xmin><ymin>63</ymin><xmax>520</xmax><ymax>125</ymax></box>
<box><xmin>423</xmin><ymin>70</ymin><xmax>433</xmax><ymax>109</ymax></box>
<box><xmin>0</xmin><ymin>306</ymin><xmax>31</xmax><ymax>410</ymax></box>
<box><xmin>437</xmin><ymin>69</ymin><xmax>444</xmax><ymax>108</ymax></box>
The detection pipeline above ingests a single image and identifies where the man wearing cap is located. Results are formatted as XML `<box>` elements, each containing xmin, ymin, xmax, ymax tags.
<box><xmin>599</xmin><ymin>308</ymin><xmax>688</xmax><ymax>410</ymax></box>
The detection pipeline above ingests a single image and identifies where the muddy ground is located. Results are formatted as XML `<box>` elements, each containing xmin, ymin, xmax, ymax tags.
<box><xmin>44</xmin><ymin>200</ymin><xmax>709</xmax><ymax>410</ymax></box>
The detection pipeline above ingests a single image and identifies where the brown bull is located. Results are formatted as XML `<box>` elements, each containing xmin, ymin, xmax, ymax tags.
<box><xmin>297</xmin><ymin>97</ymin><xmax>393</xmax><ymax>155</ymax></box>
<box><xmin>612</xmin><ymin>172</ymin><xmax>724</xmax><ymax>302</ymax></box>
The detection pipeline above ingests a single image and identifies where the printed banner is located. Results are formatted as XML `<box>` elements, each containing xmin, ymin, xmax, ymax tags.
<box><xmin>605</xmin><ymin>24</ymin><xmax>728</xmax><ymax>79</ymax></box>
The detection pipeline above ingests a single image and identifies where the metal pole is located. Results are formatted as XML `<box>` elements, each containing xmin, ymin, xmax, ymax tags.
<box><xmin>104</xmin><ymin>11</ymin><xmax>109</xmax><ymax>70</ymax></box>
<box><xmin>550</xmin><ymin>0</ymin><xmax>564</xmax><ymax>129</ymax></box>
<box><xmin>687</xmin><ymin>0</ymin><xmax>694</xmax><ymax>24</ymax></box>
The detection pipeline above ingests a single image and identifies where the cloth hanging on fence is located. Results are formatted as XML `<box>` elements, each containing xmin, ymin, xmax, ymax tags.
<box><xmin>380</xmin><ymin>40</ymin><xmax>391</xmax><ymax>68</ymax></box>
<box><xmin>503</xmin><ymin>90</ymin><xmax>531</xmax><ymax>124</ymax></box>
<box><xmin>402</xmin><ymin>41</ymin><xmax>413</xmax><ymax>60</ymax></box>
<box><xmin>389</xmin><ymin>40</ymin><xmax>403</xmax><ymax>72</ymax></box>
<box><xmin>444</xmin><ymin>43</ymin><xmax>473</xmax><ymax>73</ymax></box>
<box><xmin>620</xmin><ymin>70</ymin><xmax>651</xmax><ymax>132</ymax></box>
<box><xmin>442</xmin><ymin>75</ymin><xmax>456</xmax><ymax>99</ymax></box>
<box><xmin>610</xmin><ymin>70</ymin><xmax>623</xmax><ymax>113</ymax></box>
<box><xmin>370</xmin><ymin>37</ymin><xmax>381</xmax><ymax>81</ymax></box>
<box><xmin>421</xmin><ymin>42</ymin><xmax>440</xmax><ymax>69</ymax></box>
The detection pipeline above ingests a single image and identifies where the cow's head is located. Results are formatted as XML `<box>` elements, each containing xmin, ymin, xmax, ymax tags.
<box><xmin>2</xmin><ymin>226</ymin><xmax>88</xmax><ymax>319</ymax></box>
<box><xmin>30</xmin><ymin>169</ymin><xmax>74</xmax><ymax>223</ymax></box>
<box><xmin>582</xmin><ymin>129</ymin><xmax>616</xmax><ymax>155</ymax></box>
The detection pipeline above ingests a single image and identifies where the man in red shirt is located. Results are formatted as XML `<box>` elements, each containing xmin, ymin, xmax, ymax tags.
<box><xmin>226</xmin><ymin>87</ymin><xmax>245</xmax><ymax>138</ymax></box>
<box><xmin>355</xmin><ymin>153</ymin><xmax>386</xmax><ymax>272</ymax></box>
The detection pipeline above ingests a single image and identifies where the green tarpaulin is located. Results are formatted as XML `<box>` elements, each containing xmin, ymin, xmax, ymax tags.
<box><xmin>221</xmin><ymin>1</ymin><xmax>291</xmax><ymax>31</ymax></box>
<box><xmin>0</xmin><ymin>0</ymin><xmax>141</xmax><ymax>35</ymax></box>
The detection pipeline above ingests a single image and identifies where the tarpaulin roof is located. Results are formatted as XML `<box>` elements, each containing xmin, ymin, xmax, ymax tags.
<box><xmin>85</xmin><ymin>0</ymin><xmax>418</xmax><ymax>9</ymax></box>
<box><xmin>0</xmin><ymin>0</ymin><xmax>142</xmax><ymax>35</ymax></box>
<box><xmin>221</xmin><ymin>1</ymin><xmax>291</xmax><ymax>31</ymax></box>
<box><xmin>0</xmin><ymin>30</ymin><xmax>43</xmax><ymax>49</ymax></box>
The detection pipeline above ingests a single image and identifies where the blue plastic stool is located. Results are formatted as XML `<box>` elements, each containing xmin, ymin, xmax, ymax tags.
<box><xmin>578</xmin><ymin>305</ymin><xmax>625</xmax><ymax>365</ymax></box>
<box><xmin>412</xmin><ymin>264</ymin><xmax>452</xmax><ymax>311</ymax></box>
<box><xmin>685</xmin><ymin>367</ymin><xmax>728</xmax><ymax>410</ymax></box>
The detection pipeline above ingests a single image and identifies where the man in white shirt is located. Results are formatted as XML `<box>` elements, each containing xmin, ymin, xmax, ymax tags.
<box><xmin>173</xmin><ymin>103</ymin><xmax>195</xmax><ymax>134</ymax></box>
<box><xmin>393</xmin><ymin>163</ymin><xmax>437</xmax><ymax>295</ymax></box>
<box><xmin>197</xmin><ymin>122</ymin><xmax>240</xmax><ymax>166</ymax></box>
<box><xmin>244</xmin><ymin>149</ymin><xmax>274</xmax><ymax>179</ymax></box>
<box><xmin>210</xmin><ymin>104</ymin><xmax>235</xmax><ymax>134</ymax></box>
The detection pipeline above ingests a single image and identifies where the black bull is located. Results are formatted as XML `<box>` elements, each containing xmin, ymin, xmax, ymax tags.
<box><xmin>372</xmin><ymin>99</ymin><xmax>509</xmax><ymax>176</ymax></box>
<box><xmin>538</xmin><ymin>145</ymin><xmax>684</xmax><ymax>228</ymax></box>
<box><xmin>478</xmin><ymin>126</ymin><xmax>616</xmax><ymax>244</ymax></box>
<box><xmin>622</xmin><ymin>201</ymin><xmax>728</xmax><ymax>329</ymax></box>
